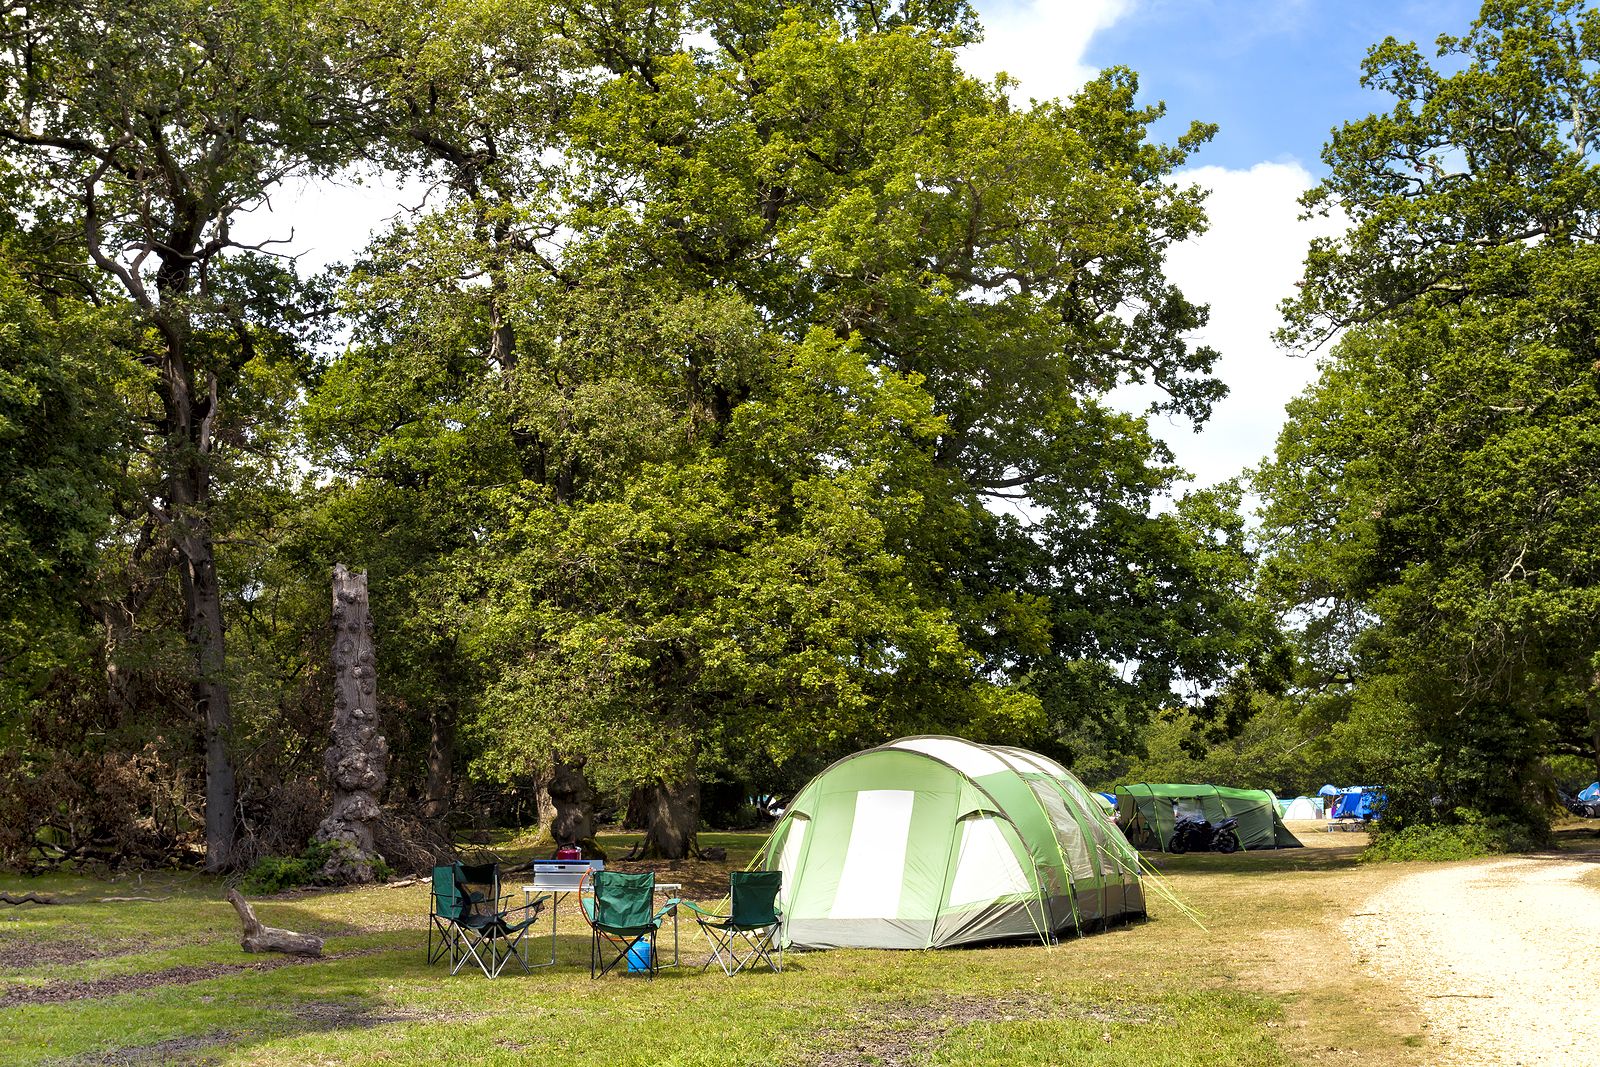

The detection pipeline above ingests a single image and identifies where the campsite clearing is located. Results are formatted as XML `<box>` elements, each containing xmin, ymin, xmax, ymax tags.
<box><xmin>1</xmin><ymin>828</ymin><xmax>1597</xmax><ymax>1065</ymax></box>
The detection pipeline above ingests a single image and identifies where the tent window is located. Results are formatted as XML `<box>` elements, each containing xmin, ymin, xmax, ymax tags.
<box><xmin>1027</xmin><ymin>780</ymin><xmax>1094</xmax><ymax>881</ymax></box>
<box><xmin>948</xmin><ymin>817</ymin><xmax>1032</xmax><ymax>907</ymax></box>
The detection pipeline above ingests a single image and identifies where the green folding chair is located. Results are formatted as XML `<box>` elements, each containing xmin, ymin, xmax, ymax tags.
<box><xmin>445</xmin><ymin>862</ymin><xmax>548</xmax><ymax>978</ymax></box>
<box><xmin>428</xmin><ymin>864</ymin><xmax>466</xmax><ymax>965</ymax></box>
<box><xmin>580</xmin><ymin>869</ymin><xmax>676</xmax><ymax>979</ymax></box>
<box><xmin>679</xmin><ymin>870</ymin><xmax>784</xmax><ymax>975</ymax></box>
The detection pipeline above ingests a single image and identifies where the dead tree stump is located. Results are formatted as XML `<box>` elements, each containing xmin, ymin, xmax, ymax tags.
<box><xmin>226</xmin><ymin>890</ymin><xmax>324</xmax><ymax>957</ymax></box>
<box><xmin>314</xmin><ymin>563</ymin><xmax>389</xmax><ymax>883</ymax></box>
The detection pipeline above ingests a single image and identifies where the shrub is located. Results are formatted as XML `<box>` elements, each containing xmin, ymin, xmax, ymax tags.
<box><xmin>240</xmin><ymin>839</ymin><xmax>339</xmax><ymax>893</ymax></box>
<box><xmin>1361</xmin><ymin>810</ymin><xmax>1538</xmax><ymax>862</ymax></box>
<box><xmin>717</xmin><ymin>802</ymin><xmax>765</xmax><ymax>831</ymax></box>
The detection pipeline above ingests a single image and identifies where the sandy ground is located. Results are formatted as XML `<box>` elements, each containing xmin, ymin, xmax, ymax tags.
<box><xmin>1344</xmin><ymin>852</ymin><xmax>1600</xmax><ymax>1065</ymax></box>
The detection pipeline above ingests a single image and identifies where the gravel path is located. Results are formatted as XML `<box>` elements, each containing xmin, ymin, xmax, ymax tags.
<box><xmin>1344</xmin><ymin>854</ymin><xmax>1600</xmax><ymax>1065</ymax></box>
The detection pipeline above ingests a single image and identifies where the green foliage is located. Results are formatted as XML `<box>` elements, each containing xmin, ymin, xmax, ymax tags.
<box><xmin>1260</xmin><ymin>0</ymin><xmax>1600</xmax><ymax>837</ymax></box>
<box><xmin>1361</xmin><ymin>811</ymin><xmax>1539</xmax><ymax>863</ymax></box>
<box><xmin>0</xmin><ymin>232</ymin><xmax>136</xmax><ymax>722</ymax></box>
<box><xmin>0</xmin><ymin>0</ymin><xmax>1280</xmax><ymax>863</ymax></box>
<box><xmin>311</xmin><ymin>0</ymin><xmax>1251</xmax><ymax>816</ymax></box>
<box><xmin>240</xmin><ymin>840</ymin><xmax>342</xmax><ymax>894</ymax></box>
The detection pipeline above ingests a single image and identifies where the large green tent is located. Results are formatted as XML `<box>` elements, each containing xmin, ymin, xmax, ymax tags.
<box><xmin>1115</xmin><ymin>783</ymin><xmax>1302</xmax><ymax>852</ymax></box>
<box><xmin>754</xmin><ymin>736</ymin><xmax>1145</xmax><ymax>950</ymax></box>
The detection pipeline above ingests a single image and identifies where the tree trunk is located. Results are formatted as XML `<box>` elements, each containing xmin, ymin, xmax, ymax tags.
<box><xmin>314</xmin><ymin>564</ymin><xmax>389</xmax><ymax>883</ymax></box>
<box><xmin>545</xmin><ymin>760</ymin><xmax>596</xmax><ymax>848</ymax></box>
<box><xmin>420</xmin><ymin>703</ymin><xmax>454</xmax><ymax>820</ymax></box>
<box><xmin>171</xmin><ymin>462</ymin><xmax>236</xmax><ymax>874</ymax></box>
<box><xmin>622</xmin><ymin>785</ymin><xmax>649</xmax><ymax>831</ymax></box>
<box><xmin>1590</xmin><ymin>670</ymin><xmax>1600</xmax><ymax>789</ymax></box>
<box><xmin>226</xmin><ymin>890</ymin><xmax>324</xmax><ymax>957</ymax></box>
<box><xmin>530</xmin><ymin>765</ymin><xmax>556</xmax><ymax>844</ymax></box>
<box><xmin>152</xmin><ymin>298</ymin><xmax>236</xmax><ymax>873</ymax></box>
<box><xmin>637</xmin><ymin>774</ymin><xmax>701</xmax><ymax>861</ymax></box>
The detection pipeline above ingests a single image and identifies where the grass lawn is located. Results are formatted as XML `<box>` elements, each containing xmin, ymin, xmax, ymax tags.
<box><xmin>0</xmin><ymin>826</ymin><xmax>1429</xmax><ymax>1067</ymax></box>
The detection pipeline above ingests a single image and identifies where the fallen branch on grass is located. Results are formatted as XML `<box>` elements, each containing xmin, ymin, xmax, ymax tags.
<box><xmin>0</xmin><ymin>892</ymin><xmax>59</xmax><ymax>906</ymax></box>
<box><xmin>225</xmin><ymin>889</ymin><xmax>324</xmax><ymax>957</ymax></box>
<box><xmin>96</xmin><ymin>896</ymin><xmax>172</xmax><ymax>903</ymax></box>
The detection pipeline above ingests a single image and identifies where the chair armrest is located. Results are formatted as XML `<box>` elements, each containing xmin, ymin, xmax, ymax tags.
<box><xmin>506</xmin><ymin>894</ymin><xmax>549</xmax><ymax>921</ymax></box>
<box><xmin>674</xmin><ymin>900</ymin><xmax>726</xmax><ymax>920</ymax></box>
<box><xmin>652</xmin><ymin>899</ymin><xmax>681</xmax><ymax>923</ymax></box>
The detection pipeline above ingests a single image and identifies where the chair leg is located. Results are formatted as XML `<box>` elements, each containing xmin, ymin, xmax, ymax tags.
<box><xmin>726</xmin><ymin>924</ymin><xmax>782</xmax><ymax>975</ymax></box>
<box><xmin>452</xmin><ymin>929</ymin><xmax>492</xmax><ymax>978</ymax></box>
<box><xmin>490</xmin><ymin>927</ymin><xmax>531</xmax><ymax>978</ymax></box>
<box><xmin>592</xmin><ymin>932</ymin><xmax>647</xmax><ymax>978</ymax></box>
<box><xmin>696</xmin><ymin>919</ymin><xmax>737</xmax><ymax>975</ymax></box>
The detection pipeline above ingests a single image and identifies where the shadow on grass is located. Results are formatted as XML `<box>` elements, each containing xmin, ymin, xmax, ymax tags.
<box><xmin>73</xmin><ymin>994</ymin><xmax>426</xmax><ymax>1067</ymax></box>
<box><xmin>1140</xmin><ymin>844</ymin><xmax>1368</xmax><ymax>878</ymax></box>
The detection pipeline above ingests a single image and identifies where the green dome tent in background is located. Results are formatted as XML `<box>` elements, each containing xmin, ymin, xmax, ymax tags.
<box><xmin>1115</xmin><ymin>783</ymin><xmax>1303</xmax><ymax>853</ymax></box>
<box><xmin>755</xmin><ymin>736</ymin><xmax>1145</xmax><ymax>950</ymax></box>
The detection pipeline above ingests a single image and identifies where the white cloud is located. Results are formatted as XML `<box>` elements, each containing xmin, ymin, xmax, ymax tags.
<box><xmin>1130</xmin><ymin>161</ymin><xmax>1346</xmax><ymax>490</ymax></box>
<box><xmin>960</xmin><ymin>0</ymin><xmax>1134</xmax><ymax>102</ymax></box>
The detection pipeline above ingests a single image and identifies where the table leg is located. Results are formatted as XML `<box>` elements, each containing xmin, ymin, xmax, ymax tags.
<box><xmin>523</xmin><ymin>889</ymin><xmax>560</xmax><ymax>968</ymax></box>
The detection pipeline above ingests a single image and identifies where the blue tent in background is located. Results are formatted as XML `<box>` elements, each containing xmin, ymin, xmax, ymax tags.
<box><xmin>1579</xmin><ymin>782</ymin><xmax>1600</xmax><ymax>803</ymax></box>
<box><xmin>1330</xmin><ymin>786</ymin><xmax>1385</xmax><ymax>821</ymax></box>
<box><xmin>1097</xmin><ymin>792</ymin><xmax>1117</xmax><ymax>808</ymax></box>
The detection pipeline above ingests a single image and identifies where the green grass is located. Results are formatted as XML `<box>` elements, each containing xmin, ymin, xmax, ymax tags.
<box><xmin>0</xmin><ymin>831</ymin><xmax>1428</xmax><ymax>1067</ymax></box>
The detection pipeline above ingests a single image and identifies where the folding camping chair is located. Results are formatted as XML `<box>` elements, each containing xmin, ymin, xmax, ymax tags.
<box><xmin>580</xmin><ymin>869</ymin><xmax>677</xmax><ymax>979</ymax></box>
<box><xmin>678</xmin><ymin>870</ymin><xmax>783</xmax><ymax>975</ymax></box>
<box><xmin>428</xmin><ymin>864</ymin><xmax>465</xmax><ymax>965</ymax></box>
<box><xmin>445</xmin><ymin>862</ymin><xmax>549</xmax><ymax>978</ymax></box>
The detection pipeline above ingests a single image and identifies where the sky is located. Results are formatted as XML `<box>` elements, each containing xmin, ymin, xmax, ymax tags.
<box><xmin>962</xmin><ymin>0</ymin><xmax>1483</xmax><ymax>491</ymax></box>
<box><xmin>254</xmin><ymin>0</ymin><xmax>1487</xmax><ymax>494</ymax></box>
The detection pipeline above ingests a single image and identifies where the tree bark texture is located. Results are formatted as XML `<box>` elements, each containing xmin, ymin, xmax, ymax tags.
<box><xmin>314</xmin><ymin>564</ymin><xmax>389</xmax><ymax>882</ymax></box>
<box><xmin>226</xmin><ymin>890</ymin><xmax>324</xmax><ymax>957</ymax></box>
<box><xmin>180</xmin><ymin>500</ymin><xmax>236</xmax><ymax>875</ymax></box>
<box><xmin>160</xmin><ymin>373</ymin><xmax>235</xmax><ymax>873</ymax></box>
<box><xmin>545</xmin><ymin>760</ymin><xmax>596</xmax><ymax>847</ymax></box>
<box><xmin>637</xmin><ymin>774</ymin><xmax>700</xmax><ymax>861</ymax></box>
<box><xmin>421</xmin><ymin>703</ymin><xmax>454</xmax><ymax>821</ymax></box>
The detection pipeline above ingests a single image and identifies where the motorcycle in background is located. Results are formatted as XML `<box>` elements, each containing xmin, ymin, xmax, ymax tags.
<box><xmin>1167</xmin><ymin>815</ymin><xmax>1242</xmax><ymax>854</ymax></box>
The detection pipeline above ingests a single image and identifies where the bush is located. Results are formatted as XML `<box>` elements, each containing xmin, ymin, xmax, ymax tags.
<box><xmin>1361</xmin><ymin>810</ymin><xmax>1538</xmax><ymax>862</ymax></box>
<box><xmin>717</xmin><ymin>802</ymin><xmax>765</xmax><ymax>831</ymax></box>
<box><xmin>240</xmin><ymin>840</ymin><xmax>338</xmax><ymax>893</ymax></box>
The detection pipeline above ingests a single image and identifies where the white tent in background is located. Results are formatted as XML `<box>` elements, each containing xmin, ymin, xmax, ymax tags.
<box><xmin>1283</xmin><ymin>796</ymin><xmax>1324</xmax><ymax>820</ymax></box>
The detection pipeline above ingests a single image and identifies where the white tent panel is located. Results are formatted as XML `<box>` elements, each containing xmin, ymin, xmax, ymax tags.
<box><xmin>776</xmin><ymin>817</ymin><xmax>808</xmax><ymax>904</ymax></box>
<box><xmin>993</xmin><ymin>746</ymin><xmax>1073</xmax><ymax>780</ymax></box>
<box><xmin>889</xmin><ymin>737</ymin><xmax>1009</xmax><ymax>778</ymax></box>
<box><xmin>948</xmin><ymin>817</ymin><xmax>1032</xmax><ymax>907</ymax></box>
<box><xmin>829</xmin><ymin>789</ymin><xmax>914</xmax><ymax>919</ymax></box>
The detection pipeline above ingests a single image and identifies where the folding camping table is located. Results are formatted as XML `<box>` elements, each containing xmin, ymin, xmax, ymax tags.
<box><xmin>519</xmin><ymin>862</ymin><xmax>683</xmax><ymax>967</ymax></box>
<box><xmin>519</xmin><ymin>859</ymin><xmax>603</xmax><ymax>968</ymax></box>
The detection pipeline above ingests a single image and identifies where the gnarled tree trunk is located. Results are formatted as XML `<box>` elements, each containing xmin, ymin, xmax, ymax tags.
<box><xmin>636</xmin><ymin>773</ymin><xmax>701</xmax><ymax>860</ymax></box>
<box><xmin>544</xmin><ymin>759</ymin><xmax>596</xmax><ymax>851</ymax></box>
<box><xmin>421</xmin><ymin>702</ymin><xmax>454</xmax><ymax>821</ymax></box>
<box><xmin>314</xmin><ymin>564</ymin><xmax>389</xmax><ymax>882</ymax></box>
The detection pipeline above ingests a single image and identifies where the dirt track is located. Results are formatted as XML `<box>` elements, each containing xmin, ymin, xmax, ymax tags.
<box><xmin>1345</xmin><ymin>853</ymin><xmax>1600</xmax><ymax>1065</ymax></box>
